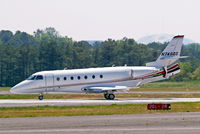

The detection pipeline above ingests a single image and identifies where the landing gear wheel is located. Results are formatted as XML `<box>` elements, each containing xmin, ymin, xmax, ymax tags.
<box><xmin>104</xmin><ymin>93</ymin><xmax>109</xmax><ymax>99</ymax></box>
<box><xmin>104</xmin><ymin>93</ymin><xmax>115</xmax><ymax>100</ymax></box>
<box><xmin>108</xmin><ymin>94</ymin><xmax>115</xmax><ymax>100</ymax></box>
<box><xmin>38</xmin><ymin>95</ymin><xmax>43</xmax><ymax>100</ymax></box>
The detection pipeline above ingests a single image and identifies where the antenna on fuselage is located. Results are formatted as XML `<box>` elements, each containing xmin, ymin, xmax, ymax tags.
<box><xmin>64</xmin><ymin>67</ymin><xmax>68</xmax><ymax>70</ymax></box>
<box><xmin>112</xmin><ymin>64</ymin><xmax>115</xmax><ymax>67</ymax></box>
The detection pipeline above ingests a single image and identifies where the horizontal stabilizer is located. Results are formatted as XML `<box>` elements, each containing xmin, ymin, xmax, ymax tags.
<box><xmin>179</xmin><ymin>56</ymin><xmax>189</xmax><ymax>59</ymax></box>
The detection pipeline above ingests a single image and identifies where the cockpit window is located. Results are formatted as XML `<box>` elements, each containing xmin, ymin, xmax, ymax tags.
<box><xmin>27</xmin><ymin>75</ymin><xmax>36</xmax><ymax>80</ymax></box>
<box><xmin>36</xmin><ymin>75</ymin><xmax>43</xmax><ymax>80</ymax></box>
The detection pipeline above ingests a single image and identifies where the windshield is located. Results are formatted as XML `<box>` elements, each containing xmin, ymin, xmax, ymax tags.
<box><xmin>36</xmin><ymin>75</ymin><xmax>43</xmax><ymax>80</ymax></box>
<box><xmin>27</xmin><ymin>75</ymin><xmax>36</xmax><ymax>80</ymax></box>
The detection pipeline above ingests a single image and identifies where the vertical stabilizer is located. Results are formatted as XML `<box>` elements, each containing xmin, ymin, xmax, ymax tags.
<box><xmin>146</xmin><ymin>35</ymin><xmax>184</xmax><ymax>67</ymax></box>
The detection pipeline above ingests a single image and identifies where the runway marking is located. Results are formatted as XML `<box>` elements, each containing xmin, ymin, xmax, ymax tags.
<box><xmin>0</xmin><ymin>98</ymin><xmax>200</xmax><ymax>107</ymax></box>
<box><xmin>1</xmin><ymin>127</ymin><xmax>200</xmax><ymax>133</ymax></box>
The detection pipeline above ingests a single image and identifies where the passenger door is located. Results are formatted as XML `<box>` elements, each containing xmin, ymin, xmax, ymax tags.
<box><xmin>45</xmin><ymin>73</ymin><xmax>55</xmax><ymax>92</ymax></box>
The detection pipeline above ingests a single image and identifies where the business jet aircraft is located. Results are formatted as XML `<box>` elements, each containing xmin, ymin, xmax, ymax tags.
<box><xmin>11</xmin><ymin>35</ymin><xmax>184</xmax><ymax>100</ymax></box>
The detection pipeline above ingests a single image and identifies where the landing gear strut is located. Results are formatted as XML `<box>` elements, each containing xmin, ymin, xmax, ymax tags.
<box><xmin>104</xmin><ymin>93</ymin><xmax>115</xmax><ymax>100</ymax></box>
<box><xmin>38</xmin><ymin>94</ymin><xmax>43</xmax><ymax>100</ymax></box>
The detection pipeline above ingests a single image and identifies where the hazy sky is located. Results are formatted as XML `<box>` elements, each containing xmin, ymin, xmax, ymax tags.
<box><xmin>1</xmin><ymin>0</ymin><xmax>200</xmax><ymax>42</ymax></box>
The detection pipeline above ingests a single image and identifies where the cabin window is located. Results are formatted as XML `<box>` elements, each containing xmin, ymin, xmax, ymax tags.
<box><xmin>71</xmin><ymin>76</ymin><xmax>74</xmax><ymax>80</ymax></box>
<box><xmin>92</xmin><ymin>75</ymin><xmax>95</xmax><ymax>79</ymax></box>
<box><xmin>84</xmin><ymin>75</ymin><xmax>88</xmax><ymax>79</ymax></box>
<box><xmin>57</xmin><ymin>77</ymin><xmax>60</xmax><ymax>81</ymax></box>
<box><xmin>100</xmin><ymin>74</ymin><xmax>103</xmax><ymax>78</ymax></box>
<box><xmin>36</xmin><ymin>75</ymin><xmax>43</xmax><ymax>80</ymax></box>
<box><xmin>64</xmin><ymin>77</ymin><xmax>67</xmax><ymax>80</ymax></box>
<box><xmin>77</xmin><ymin>76</ymin><xmax>81</xmax><ymax>80</ymax></box>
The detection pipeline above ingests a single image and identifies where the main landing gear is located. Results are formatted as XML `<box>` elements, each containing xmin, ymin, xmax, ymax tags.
<box><xmin>104</xmin><ymin>93</ymin><xmax>115</xmax><ymax>100</ymax></box>
<box><xmin>38</xmin><ymin>94</ymin><xmax>43</xmax><ymax>100</ymax></box>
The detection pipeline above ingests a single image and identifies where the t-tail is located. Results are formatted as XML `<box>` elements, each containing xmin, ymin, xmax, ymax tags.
<box><xmin>146</xmin><ymin>35</ymin><xmax>185</xmax><ymax>78</ymax></box>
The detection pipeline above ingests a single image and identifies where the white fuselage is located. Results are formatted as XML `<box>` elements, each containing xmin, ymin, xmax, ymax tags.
<box><xmin>10</xmin><ymin>35</ymin><xmax>184</xmax><ymax>97</ymax></box>
<box><xmin>11</xmin><ymin>66</ymin><xmax>170</xmax><ymax>94</ymax></box>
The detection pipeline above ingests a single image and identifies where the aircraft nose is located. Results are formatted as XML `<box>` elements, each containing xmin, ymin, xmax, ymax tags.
<box><xmin>10</xmin><ymin>81</ymin><xmax>27</xmax><ymax>94</ymax></box>
<box><xmin>10</xmin><ymin>85</ymin><xmax>21</xmax><ymax>94</ymax></box>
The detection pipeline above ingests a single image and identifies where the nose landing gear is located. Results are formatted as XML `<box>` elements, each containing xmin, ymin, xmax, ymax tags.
<box><xmin>38</xmin><ymin>94</ymin><xmax>43</xmax><ymax>100</ymax></box>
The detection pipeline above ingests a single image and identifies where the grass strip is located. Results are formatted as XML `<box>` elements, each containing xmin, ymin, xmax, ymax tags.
<box><xmin>0</xmin><ymin>102</ymin><xmax>200</xmax><ymax>118</ymax></box>
<box><xmin>0</xmin><ymin>87</ymin><xmax>10</xmax><ymax>91</ymax></box>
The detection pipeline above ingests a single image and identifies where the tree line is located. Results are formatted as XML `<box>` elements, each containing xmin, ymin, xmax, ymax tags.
<box><xmin>0</xmin><ymin>27</ymin><xmax>200</xmax><ymax>87</ymax></box>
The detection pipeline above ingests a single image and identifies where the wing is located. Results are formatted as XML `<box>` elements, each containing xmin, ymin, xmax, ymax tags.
<box><xmin>81</xmin><ymin>86</ymin><xmax>128</xmax><ymax>93</ymax></box>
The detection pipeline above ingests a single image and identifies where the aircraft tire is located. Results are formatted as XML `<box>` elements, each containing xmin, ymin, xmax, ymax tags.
<box><xmin>104</xmin><ymin>93</ymin><xmax>115</xmax><ymax>100</ymax></box>
<box><xmin>38</xmin><ymin>95</ymin><xmax>43</xmax><ymax>100</ymax></box>
<box><xmin>108</xmin><ymin>94</ymin><xmax>115</xmax><ymax>100</ymax></box>
<box><xmin>104</xmin><ymin>93</ymin><xmax>109</xmax><ymax>100</ymax></box>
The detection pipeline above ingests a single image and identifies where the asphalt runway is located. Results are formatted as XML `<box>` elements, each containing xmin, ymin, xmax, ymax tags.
<box><xmin>0</xmin><ymin>112</ymin><xmax>200</xmax><ymax>134</ymax></box>
<box><xmin>0</xmin><ymin>98</ymin><xmax>200</xmax><ymax>107</ymax></box>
